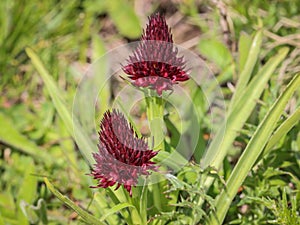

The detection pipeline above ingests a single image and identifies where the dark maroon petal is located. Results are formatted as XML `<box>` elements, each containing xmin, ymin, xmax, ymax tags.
<box><xmin>89</xmin><ymin>109</ymin><xmax>158</xmax><ymax>196</ymax></box>
<box><xmin>122</xmin><ymin>13</ymin><xmax>189</xmax><ymax>96</ymax></box>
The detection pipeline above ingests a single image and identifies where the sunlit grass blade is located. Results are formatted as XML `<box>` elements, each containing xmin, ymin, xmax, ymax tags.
<box><xmin>238</xmin><ymin>32</ymin><xmax>252</xmax><ymax>73</ymax></box>
<box><xmin>93</xmin><ymin>192</ymin><xmax>119</xmax><ymax>225</ymax></box>
<box><xmin>44</xmin><ymin>178</ymin><xmax>104</xmax><ymax>225</ymax></box>
<box><xmin>164</xmin><ymin>116</ymin><xmax>181</xmax><ymax>149</ymax></box>
<box><xmin>26</xmin><ymin>47</ymin><xmax>95</xmax><ymax>166</ymax></box>
<box><xmin>99</xmin><ymin>203</ymin><xmax>135</xmax><ymax>222</ymax></box>
<box><xmin>112</xmin><ymin>187</ymin><xmax>144</xmax><ymax>225</ymax></box>
<box><xmin>189</xmin><ymin>87</ymin><xmax>206</xmax><ymax>163</ymax></box>
<box><xmin>201</xmin><ymin>47</ymin><xmax>289</xmax><ymax>170</ymax></box>
<box><xmin>263</xmin><ymin>107</ymin><xmax>300</xmax><ymax>155</ymax></box>
<box><xmin>105</xmin><ymin>188</ymin><xmax>134</xmax><ymax>225</ymax></box>
<box><xmin>208</xmin><ymin>73</ymin><xmax>300</xmax><ymax>224</ymax></box>
<box><xmin>139</xmin><ymin>184</ymin><xmax>148</xmax><ymax>225</ymax></box>
<box><xmin>230</xmin><ymin>30</ymin><xmax>263</xmax><ymax>110</ymax></box>
<box><xmin>0</xmin><ymin>112</ymin><xmax>53</xmax><ymax>166</ymax></box>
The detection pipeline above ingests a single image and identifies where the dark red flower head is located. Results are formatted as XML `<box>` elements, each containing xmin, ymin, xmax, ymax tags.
<box><xmin>90</xmin><ymin>109</ymin><xmax>158</xmax><ymax>196</ymax></box>
<box><xmin>123</xmin><ymin>13</ymin><xmax>189</xmax><ymax>96</ymax></box>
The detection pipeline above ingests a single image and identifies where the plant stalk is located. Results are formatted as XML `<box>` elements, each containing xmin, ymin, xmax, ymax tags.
<box><xmin>145</xmin><ymin>90</ymin><xmax>165</xmax><ymax>212</ymax></box>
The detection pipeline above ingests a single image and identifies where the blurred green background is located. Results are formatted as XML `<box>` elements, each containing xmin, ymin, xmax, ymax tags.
<box><xmin>0</xmin><ymin>0</ymin><xmax>299</xmax><ymax>224</ymax></box>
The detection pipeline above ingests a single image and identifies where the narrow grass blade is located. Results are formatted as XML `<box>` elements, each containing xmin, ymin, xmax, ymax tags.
<box><xmin>99</xmin><ymin>203</ymin><xmax>135</xmax><ymax>222</ymax></box>
<box><xmin>105</xmin><ymin>188</ymin><xmax>134</xmax><ymax>225</ymax></box>
<box><xmin>238</xmin><ymin>32</ymin><xmax>252</xmax><ymax>73</ymax></box>
<box><xmin>201</xmin><ymin>47</ymin><xmax>289</xmax><ymax>169</ymax></box>
<box><xmin>230</xmin><ymin>30</ymin><xmax>263</xmax><ymax>110</ymax></box>
<box><xmin>44</xmin><ymin>178</ymin><xmax>104</xmax><ymax>225</ymax></box>
<box><xmin>26</xmin><ymin>48</ymin><xmax>95</xmax><ymax>166</ymax></box>
<box><xmin>164</xmin><ymin>116</ymin><xmax>181</xmax><ymax>149</ymax></box>
<box><xmin>208</xmin><ymin>73</ymin><xmax>300</xmax><ymax>224</ymax></box>
<box><xmin>139</xmin><ymin>183</ymin><xmax>148</xmax><ymax>225</ymax></box>
<box><xmin>93</xmin><ymin>192</ymin><xmax>119</xmax><ymax>225</ymax></box>
<box><xmin>264</xmin><ymin>107</ymin><xmax>300</xmax><ymax>155</ymax></box>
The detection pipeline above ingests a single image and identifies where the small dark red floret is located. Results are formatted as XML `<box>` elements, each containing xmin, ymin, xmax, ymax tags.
<box><xmin>122</xmin><ymin>13</ymin><xmax>189</xmax><ymax>95</ymax></box>
<box><xmin>90</xmin><ymin>109</ymin><xmax>158</xmax><ymax>196</ymax></box>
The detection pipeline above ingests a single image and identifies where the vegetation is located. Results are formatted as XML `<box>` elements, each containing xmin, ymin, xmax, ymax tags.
<box><xmin>1</xmin><ymin>0</ymin><xmax>299</xmax><ymax>224</ymax></box>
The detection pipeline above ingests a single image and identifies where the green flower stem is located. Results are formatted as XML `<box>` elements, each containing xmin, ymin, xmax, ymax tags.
<box><xmin>130</xmin><ymin>187</ymin><xmax>144</xmax><ymax>225</ymax></box>
<box><xmin>145</xmin><ymin>92</ymin><xmax>165</xmax><ymax>151</ymax></box>
<box><xmin>108</xmin><ymin>187</ymin><xmax>134</xmax><ymax>225</ymax></box>
<box><xmin>139</xmin><ymin>180</ymin><xmax>149</xmax><ymax>225</ymax></box>
<box><xmin>145</xmin><ymin>90</ymin><xmax>165</xmax><ymax>212</ymax></box>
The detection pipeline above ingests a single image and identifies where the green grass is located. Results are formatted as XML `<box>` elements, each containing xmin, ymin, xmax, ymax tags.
<box><xmin>1</xmin><ymin>0</ymin><xmax>299</xmax><ymax>224</ymax></box>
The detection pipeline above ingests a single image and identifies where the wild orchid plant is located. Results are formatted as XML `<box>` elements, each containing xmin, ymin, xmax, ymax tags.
<box><xmin>26</xmin><ymin>12</ymin><xmax>300</xmax><ymax>225</ymax></box>
<box><xmin>90</xmin><ymin>109</ymin><xmax>158</xmax><ymax>196</ymax></box>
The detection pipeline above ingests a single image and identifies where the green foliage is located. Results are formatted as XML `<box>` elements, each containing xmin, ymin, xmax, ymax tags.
<box><xmin>44</xmin><ymin>178</ymin><xmax>104</xmax><ymax>225</ymax></box>
<box><xmin>1</xmin><ymin>0</ymin><xmax>299</xmax><ymax>224</ymax></box>
<box><xmin>106</xmin><ymin>0</ymin><xmax>142</xmax><ymax>39</ymax></box>
<box><xmin>208</xmin><ymin>73</ymin><xmax>300</xmax><ymax>224</ymax></box>
<box><xmin>230</xmin><ymin>0</ymin><xmax>300</xmax><ymax>36</ymax></box>
<box><xmin>227</xmin><ymin>147</ymin><xmax>300</xmax><ymax>224</ymax></box>
<box><xmin>198</xmin><ymin>38</ymin><xmax>234</xmax><ymax>71</ymax></box>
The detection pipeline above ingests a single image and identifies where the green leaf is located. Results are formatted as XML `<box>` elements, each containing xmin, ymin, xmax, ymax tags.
<box><xmin>238</xmin><ymin>32</ymin><xmax>252</xmax><ymax>73</ymax></box>
<box><xmin>91</xmin><ymin>35</ymin><xmax>106</xmax><ymax>61</ymax></box>
<box><xmin>99</xmin><ymin>202</ymin><xmax>135</xmax><ymax>222</ymax></box>
<box><xmin>17</xmin><ymin>159</ymin><xmax>37</xmax><ymax>204</ymax></box>
<box><xmin>0</xmin><ymin>112</ymin><xmax>53</xmax><ymax>165</ymax></box>
<box><xmin>201</xmin><ymin>47</ymin><xmax>289</xmax><ymax>170</ymax></box>
<box><xmin>164</xmin><ymin>174</ymin><xmax>187</xmax><ymax>190</ymax></box>
<box><xmin>198</xmin><ymin>38</ymin><xmax>233</xmax><ymax>70</ymax></box>
<box><xmin>44</xmin><ymin>178</ymin><xmax>104</xmax><ymax>225</ymax></box>
<box><xmin>155</xmin><ymin>148</ymin><xmax>188</xmax><ymax>172</ymax></box>
<box><xmin>26</xmin><ymin>48</ymin><xmax>95</xmax><ymax>166</ymax></box>
<box><xmin>230</xmin><ymin>30</ymin><xmax>263</xmax><ymax>110</ymax></box>
<box><xmin>19</xmin><ymin>201</ymin><xmax>39</xmax><ymax>224</ymax></box>
<box><xmin>93</xmin><ymin>192</ymin><xmax>119</xmax><ymax>225</ymax></box>
<box><xmin>164</xmin><ymin>115</ymin><xmax>181</xmax><ymax>149</ymax></box>
<box><xmin>198</xmin><ymin>48</ymin><xmax>289</xmax><ymax>211</ymax></box>
<box><xmin>38</xmin><ymin>199</ymin><xmax>48</xmax><ymax>225</ymax></box>
<box><xmin>208</xmin><ymin>73</ymin><xmax>300</xmax><ymax>224</ymax></box>
<box><xmin>190</xmin><ymin>87</ymin><xmax>206</xmax><ymax>163</ymax></box>
<box><xmin>17</xmin><ymin>158</ymin><xmax>37</xmax><ymax>225</ymax></box>
<box><xmin>105</xmin><ymin>188</ymin><xmax>134</xmax><ymax>225</ymax></box>
<box><xmin>107</xmin><ymin>0</ymin><xmax>141</xmax><ymax>39</ymax></box>
<box><xmin>264</xmin><ymin>107</ymin><xmax>300</xmax><ymax>155</ymax></box>
<box><xmin>0</xmin><ymin>191</ymin><xmax>15</xmax><ymax>220</ymax></box>
<box><xmin>216</xmin><ymin>63</ymin><xmax>235</xmax><ymax>84</ymax></box>
<box><xmin>138</xmin><ymin>184</ymin><xmax>148</xmax><ymax>225</ymax></box>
